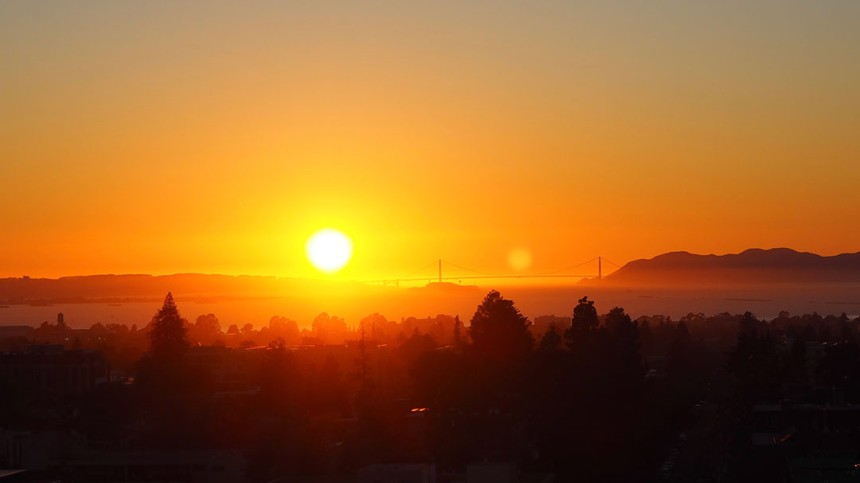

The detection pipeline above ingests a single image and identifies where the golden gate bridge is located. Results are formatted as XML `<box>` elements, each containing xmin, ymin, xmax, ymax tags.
<box><xmin>367</xmin><ymin>257</ymin><xmax>623</xmax><ymax>286</ymax></box>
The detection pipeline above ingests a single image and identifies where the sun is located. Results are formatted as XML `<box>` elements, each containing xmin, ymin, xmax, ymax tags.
<box><xmin>306</xmin><ymin>229</ymin><xmax>353</xmax><ymax>273</ymax></box>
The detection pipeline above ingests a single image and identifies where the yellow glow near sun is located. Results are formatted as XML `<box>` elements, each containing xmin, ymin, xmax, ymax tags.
<box><xmin>306</xmin><ymin>229</ymin><xmax>353</xmax><ymax>273</ymax></box>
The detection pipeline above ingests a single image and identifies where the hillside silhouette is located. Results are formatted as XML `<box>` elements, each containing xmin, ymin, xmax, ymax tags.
<box><xmin>0</xmin><ymin>274</ymin><xmax>350</xmax><ymax>304</ymax></box>
<box><xmin>597</xmin><ymin>248</ymin><xmax>860</xmax><ymax>286</ymax></box>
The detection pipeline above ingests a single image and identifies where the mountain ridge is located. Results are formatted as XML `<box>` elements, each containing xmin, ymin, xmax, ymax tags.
<box><xmin>599</xmin><ymin>247</ymin><xmax>860</xmax><ymax>286</ymax></box>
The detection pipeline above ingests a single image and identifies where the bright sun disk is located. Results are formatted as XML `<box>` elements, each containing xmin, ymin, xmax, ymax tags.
<box><xmin>306</xmin><ymin>229</ymin><xmax>353</xmax><ymax>273</ymax></box>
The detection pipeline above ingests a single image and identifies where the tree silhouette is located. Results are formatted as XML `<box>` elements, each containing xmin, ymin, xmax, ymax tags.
<box><xmin>665</xmin><ymin>320</ymin><xmax>692</xmax><ymax>378</ymax></box>
<box><xmin>601</xmin><ymin>306</ymin><xmax>645</xmax><ymax>389</ymax></box>
<box><xmin>312</xmin><ymin>312</ymin><xmax>349</xmax><ymax>344</ymax></box>
<box><xmin>468</xmin><ymin>290</ymin><xmax>533</xmax><ymax>362</ymax></box>
<box><xmin>538</xmin><ymin>324</ymin><xmax>562</xmax><ymax>352</ymax></box>
<box><xmin>191</xmin><ymin>313</ymin><xmax>221</xmax><ymax>346</ymax></box>
<box><xmin>726</xmin><ymin>312</ymin><xmax>780</xmax><ymax>404</ymax></box>
<box><xmin>452</xmin><ymin>315</ymin><xmax>465</xmax><ymax>349</ymax></box>
<box><xmin>267</xmin><ymin>316</ymin><xmax>301</xmax><ymax>346</ymax></box>
<box><xmin>565</xmin><ymin>296</ymin><xmax>599</xmax><ymax>352</ymax></box>
<box><xmin>136</xmin><ymin>293</ymin><xmax>210</xmax><ymax>449</ymax></box>
<box><xmin>149</xmin><ymin>292</ymin><xmax>189</xmax><ymax>361</ymax></box>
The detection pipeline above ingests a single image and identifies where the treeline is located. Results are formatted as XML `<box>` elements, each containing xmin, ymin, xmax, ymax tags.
<box><xmin>0</xmin><ymin>311</ymin><xmax>465</xmax><ymax>372</ymax></box>
<box><xmin>405</xmin><ymin>294</ymin><xmax>708</xmax><ymax>481</ymax></box>
<box><xmin>4</xmin><ymin>290</ymin><xmax>860</xmax><ymax>481</ymax></box>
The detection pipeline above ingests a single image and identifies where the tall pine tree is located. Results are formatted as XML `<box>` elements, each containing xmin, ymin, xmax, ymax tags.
<box><xmin>149</xmin><ymin>292</ymin><xmax>189</xmax><ymax>361</ymax></box>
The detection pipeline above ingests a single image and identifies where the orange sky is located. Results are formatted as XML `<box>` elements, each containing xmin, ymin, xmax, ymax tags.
<box><xmin>1</xmin><ymin>1</ymin><xmax>859</xmax><ymax>281</ymax></box>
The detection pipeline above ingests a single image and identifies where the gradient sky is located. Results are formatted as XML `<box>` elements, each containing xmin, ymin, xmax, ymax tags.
<box><xmin>2</xmin><ymin>1</ymin><xmax>859</xmax><ymax>280</ymax></box>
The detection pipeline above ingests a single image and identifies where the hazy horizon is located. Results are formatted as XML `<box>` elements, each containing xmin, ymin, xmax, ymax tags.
<box><xmin>3</xmin><ymin>245</ymin><xmax>859</xmax><ymax>282</ymax></box>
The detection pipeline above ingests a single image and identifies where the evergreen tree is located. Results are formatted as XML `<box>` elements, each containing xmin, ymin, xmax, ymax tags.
<box><xmin>602</xmin><ymin>306</ymin><xmax>645</xmax><ymax>388</ymax></box>
<box><xmin>565</xmin><ymin>296</ymin><xmax>599</xmax><ymax>352</ymax></box>
<box><xmin>135</xmin><ymin>293</ymin><xmax>208</xmax><ymax>448</ymax></box>
<box><xmin>149</xmin><ymin>292</ymin><xmax>189</xmax><ymax>361</ymax></box>
<box><xmin>468</xmin><ymin>290</ymin><xmax>533</xmax><ymax>362</ymax></box>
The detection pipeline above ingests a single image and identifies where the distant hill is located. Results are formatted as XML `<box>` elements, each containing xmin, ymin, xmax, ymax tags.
<box><xmin>0</xmin><ymin>273</ymin><xmax>358</xmax><ymax>304</ymax></box>
<box><xmin>596</xmin><ymin>248</ymin><xmax>860</xmax><ymax>286</ymax></box>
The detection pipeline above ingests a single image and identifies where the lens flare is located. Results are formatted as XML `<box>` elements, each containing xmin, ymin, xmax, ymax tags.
<box><xmin>508</xmin><ymin>248</ymin><xmax>533</xmax><ymax>271</ymax></box>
